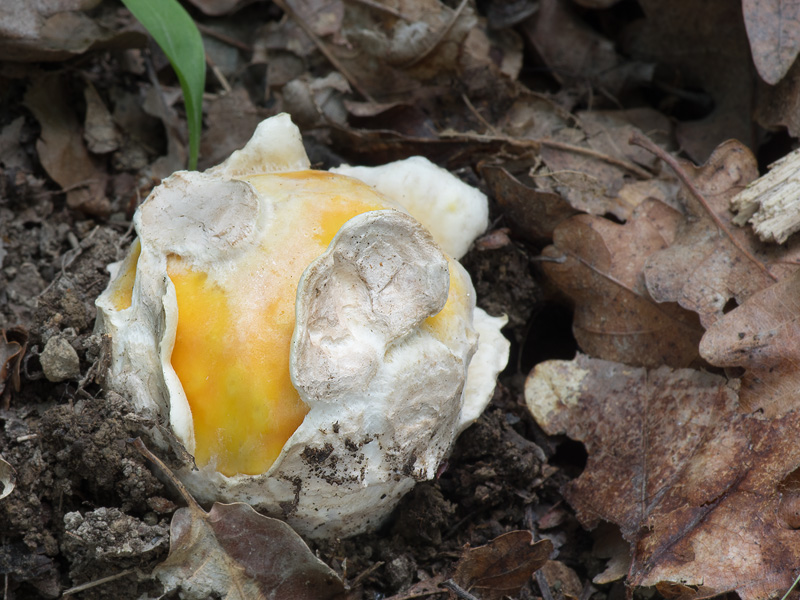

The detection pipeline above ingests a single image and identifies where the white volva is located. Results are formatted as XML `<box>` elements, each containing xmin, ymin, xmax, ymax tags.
<box><xmin>96</xmin><ymin>114</ymin><xmax>510</xmax><ymax>538</ymax></box>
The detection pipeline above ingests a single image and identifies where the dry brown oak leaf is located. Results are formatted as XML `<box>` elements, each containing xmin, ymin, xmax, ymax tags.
<box><xmin>643</xmin><ymin>139</ymin><xmax>800</xmax><ymax>329</ymax></box>
<box><xmin>154</xmin><ymin>501</ymin><xmax>345</xmax><ymax>600</ymax></box>
<box><xmin>541</xmin><ymin>198</ymin><xmax>703</xmax><ymax>368</ymax></box>
<box><xmin>701</xmin><ymin>269</ymin><xmax>800</xmax><ymax>419</ymax></box>
<box><xmin>525</xmin><ymin>354</ymin><xmax>800</xmax><ymax>600</ymax></box>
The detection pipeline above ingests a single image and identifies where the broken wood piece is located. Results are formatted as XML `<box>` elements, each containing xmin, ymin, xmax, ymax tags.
<box><xmin>731</xmin><ymin>146</ymin><xmax>800</xmax><ymax>244</ymax></box>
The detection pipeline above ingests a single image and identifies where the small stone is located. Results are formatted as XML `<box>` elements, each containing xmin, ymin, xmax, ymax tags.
<box><xmin>40</xmin><ymin>336</ymin><xmax>80</xmax><ymax>382</ymax></box>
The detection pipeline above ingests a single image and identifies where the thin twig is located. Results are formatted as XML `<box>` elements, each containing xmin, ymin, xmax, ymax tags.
<box><xmin>440</xmin><ymin>579</ymin><xmax>481</xmax><ymax>600</ymax></box>
<box><xmin>539</xmin><ymin>139</ymin><xmax>652</xmax><ymax>179</ymax></box>
<box><xmin>629</xmin><ymin>131</ymin><xmax>777</xmax><ymax>282</ymax></box>
<box><xmin>344</xmin><ymin>0</ymin><xmax>413</xmax><ymax>20</ymax></box>
<box><xmin>62</xmin><ymin>569</ymin><xmax>137</xmax><ymax>596</ymax></box>
<box><xmin>781</xmin><ymin>571</ymin><xmax>800</xmax><ymax>600</ymax></box>
<box><xmin>131</xmin><ymin>437</ymin><xmax>202</xmax><ymax>511</ymax></box>
<box><xmin>531</xmin><ymin>254</ymin><xmax>567</xmax><ymax>263</ymax></box>
<box><xmin>438</xmin><ymin>129</ymin><xmax>652</xmax><ymax>179</ymax></box>
<box><xmin>273</xmin><ymin>0</ymin><xmax>376</xmax><ymax>102</ymax></box>
<box><xmin>578</xmin><ymin>581</ymin><xmax>597</xmax><ymax>600</ymax></box>
<box><xmin>205</xmin><ymin>53</ymin><xmax>232</xmax><ymax>94</ymax></box>
<box><xmin>536</xmin><ymin>570</ymin><xmax>556</xmax><ymax>600</ymax></box>
<box><xmin>461</xmin><ymin>94</ymin><xmax>496</xmax><ymax>134</ymax></box>
<box><xmin>347</xmin><ymin>560</ymin><xmax>384</xmax><ymax>589</ymax></box>
<box><xmin>401</xmin><ymin>0</ymin><xmax>469</xmax><ymax>68</ymax></box>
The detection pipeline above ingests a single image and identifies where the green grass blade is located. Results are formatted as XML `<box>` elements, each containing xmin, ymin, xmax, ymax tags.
<box><xmin>121</xmin><ymin>0</ymin><xmax>205</xmax><ymax>170</ymax></box>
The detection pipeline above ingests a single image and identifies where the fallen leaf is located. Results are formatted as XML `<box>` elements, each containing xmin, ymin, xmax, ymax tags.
<box><xmin>24</xmin><ymin>74</ymin><xmax>109</xmax><ymax>216</ymax></box>
<box><xmin>591</xmin><ymin>523</ymin><xmax>630</xmax><ymax>584</ymax></box>
<box><xmin>289</xmin><ymin>0</ymin><xmax>345</xmax><ymax>39</ymax></box>
<box><xmin>273</xmin><ymin>0</ymin><xmax>477</xmax><ymax>102</ymax></box>
<box><xmin>0</xmin><ymin>542</ymin><xmax>58</xmax><ymax>597</ymax></box>
<box><xmin>520</xmin><ymin>0</ymin><xmax>653</xmax><ymax>96</ymax></box>
<box><xmin>572</xmin><ymin>0</ymin><xmax>620</xmax><ymax>6</ymax></box>
<box><xmin>134</xmin><ymin>440</ymin><xmax>345</xmax><ymax>600</ymax></box>
<box><xmin>623</xmin><ymin>0</ymin><xmax>755</xmax><ymax>160</ymax></box>
<box><xmin>156</xmin><ymin>502</ymin><xmax>345</xmax><ymax>600</ymax></box>
<box><xmin>525</xmin><ymin>354</ymin><xmax>800</xmax><ymax>600</ymax></box>
<box><xmin>384</xmin><ymin>573</ymin><xmax>447</xmax><ymax>600</ymax></box>
<box><xmin>0</xmin><ymin>116</ymin><xmax>32</xmax><ymax>171</ymax></box>
<box><xmin>700</xmin><ymin>270</ymin><xmax>800</xmax><ymax>418</ymax></box>
<box><xmin>743</xmin><ymin>0</ymin><xmax>800</xmax><ymax>85</ymax></box>
<box><xmin>643</xmin><ymin>139</ymin><xmax>800</xmax><ymax>328</ymax></box>
<box><xmin>330</xmin><ymin>123</ymin><xmax>514</xmax><ymax>170</ymax></box>
<box><xmin>141</xmin><ymin>84</ymin><xmax>188</xmax><ymax>181</ymax></box>
<box><xmin>541</xmin><ymin>199</ymin><xmax>703</xmax><ymax>368</ymax></box>
<box><xmin>83</xmin><ymin>80</ymin><xmax>120</xmax><ymax>154</ymax></box>
<box><xmin>0</xmin><ymin>456</ymin><xmax>15</xmax><ymax>500</ymax></box>
<box><xmin>1</xmin><ymin>326</ymin><xmax>28</xmax><ymax>399</ymax></box>
<box><xmin>755</xmin><ymin>57</ymin><xmax>800</xmax><ymax>137</ymax></box>
<box><xmin>109</xmin><ymin>83</ymin><xmax>165</xmax><ymax>171</ymax></box>
<box><xmin>480</xmin><ymin>163</ymin><xmax>579</xmax><ymax>243</ymax></box>
<box><xmin>459</xmin><ymin>22</ymin><xmax>523</xmax><ymax>83</ymax></box>
<box><xmin>484</xmin><ymin>0</ymin><xmax>536</xmax><ymax>28</ymax></box>
<box><xmin>452</xmin><ymin>531</ymin><xmax>552</xmax><ymax>600</ymax></box>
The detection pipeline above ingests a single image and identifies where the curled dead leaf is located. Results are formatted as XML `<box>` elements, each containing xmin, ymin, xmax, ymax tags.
<box><xmin>0</xmin><ymin>456</ymin><xmax>15</xmax><ymax>501</ymax></box>
<box><xmin>156</xmin><ymin>502</ymin><xmax>345</xmax><ymax>600</ymax></box>
<box><xmin>480</xmin><ymin>163</ymin><xmax>578</xmax><ymax>243</ymax></box>
<box><xmin>133</xmin><ymin>440</ymin><xmax>344</xmax><ymax>600</ymax></box>
<box><xmin>521</xmin><ymin>0</ymin><xmax>653</xmax><ymax>96</ymax></box>
<box><xmin>1</xmin><ymin>326</ymin><xmax>28</xmax><ymax>399</ymax></box>
<box><xmin>452</xmin><ymin>531</ymin><xmax>552</xmax><ymax>600</ymax></box>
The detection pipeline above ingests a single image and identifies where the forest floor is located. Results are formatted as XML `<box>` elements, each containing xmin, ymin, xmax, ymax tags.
<box><xmin>2</xmin><ymin>0</ymin><xmax>800</xmax><ymax>598</ymax></box>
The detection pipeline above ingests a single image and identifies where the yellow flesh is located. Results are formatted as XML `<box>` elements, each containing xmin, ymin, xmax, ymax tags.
<box><xmin>117</xmin><ymin>171</ymin><xmax>469</xmax><ymax>477</ymax></box>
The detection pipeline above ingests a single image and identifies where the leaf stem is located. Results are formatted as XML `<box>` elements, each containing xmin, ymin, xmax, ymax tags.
<box><xmin>629</xmin><ymin>132</ymin><xmax>777</xmax><ymax>282</ymax></box>
<box><xmin>131</xmin><ymin>437</ymin><xmax>203</xmax><ymax>512</ymax></box>
<box><xmin>781</xmin><ymin>571</ymin><xmax>800</xmax><ymax>600</ymax></box>
<box><xmin>440</xmin><ymin>579</ymin><xmax>481</xmax><ymax>600</ymax></box>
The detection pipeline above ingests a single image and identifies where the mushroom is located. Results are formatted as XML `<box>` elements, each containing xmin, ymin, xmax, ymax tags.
<box><xmin>96</xmin><ymin>114</ymin><xmax>509</xmax><ymax>538</ymax></box>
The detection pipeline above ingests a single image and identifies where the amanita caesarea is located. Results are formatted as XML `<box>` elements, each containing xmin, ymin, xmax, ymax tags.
<box><xmin>96</xmin><ymin>114</ymin><xmax>509</xmax><ymax>538</ymax></box>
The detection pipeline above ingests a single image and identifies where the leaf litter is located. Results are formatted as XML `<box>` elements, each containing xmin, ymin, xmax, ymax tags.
<box><xmin>132</xmin><ymin>439</ymin><xmax>345</xmax><ymax>600</ymax></box>
<box><xmin>6</xmin><ymin>0</ymin><xmax>800</xmax><ymax>598</ymax></box>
